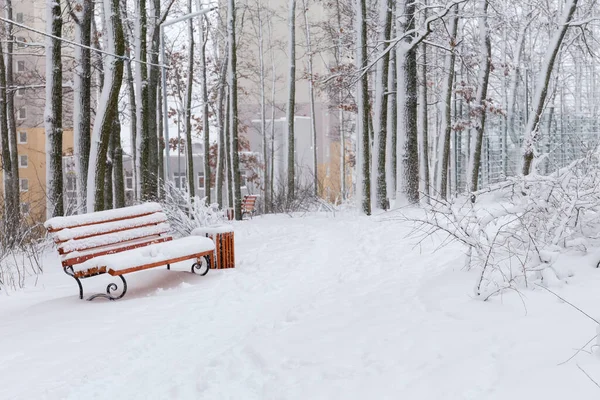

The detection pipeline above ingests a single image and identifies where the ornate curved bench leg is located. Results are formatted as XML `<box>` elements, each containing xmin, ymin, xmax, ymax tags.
<box><xmin>191</xmin><ymin>255</ymin><xmax>210</xmax><ymax>276</ymax></box>
<box><xmin>64</xmin><ymin>267</ymin><xmax>84</xmax><ymax>300</ymax></box>
<box><xmin>87</xmin><ymin>275</ymin><xmax>128</xmax><ymax>301</ymax></box>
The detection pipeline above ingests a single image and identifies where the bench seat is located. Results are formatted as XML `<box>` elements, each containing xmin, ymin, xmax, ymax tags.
<box><xmin>77</xmin><ymin>236</ymin><xmax>215</xmax><ymax>275</ymax></box>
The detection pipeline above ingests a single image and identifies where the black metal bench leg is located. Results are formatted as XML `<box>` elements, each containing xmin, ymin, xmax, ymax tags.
<box><xmin>191</xmin><ymin>256</ymin><xmax>210</xmax><ymax>276</ymax></box>
<box><xmin>87</xmin><ymin>275</ymin><xmax>128</xmax><ymax>301</ymax></box>
<box><xmin>167</xmin><ymin>263</ymin><xmax>170</xmax><ymax>270</ymax></box>
<box><xmin>64</xmin><ymin>267</ymin><xmax>84</xmax><ymax>300</ymax></box>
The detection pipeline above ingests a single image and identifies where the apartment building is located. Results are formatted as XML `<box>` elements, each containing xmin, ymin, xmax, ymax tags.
<box><xmin>0</xmin><ymin>0</ymin><xmax>75</xmax><ymax>223</ymax></box>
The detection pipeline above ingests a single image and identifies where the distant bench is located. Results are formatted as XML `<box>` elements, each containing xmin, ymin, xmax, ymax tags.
<box><xmin>242</xmin><ymin>195</ymin><xmax>258</xmax><ymax>219</ymax></box>
<box><xmin>44</xmin><ymin>203</ymin><xmax>215</xmax><ymax>301</ymax></box>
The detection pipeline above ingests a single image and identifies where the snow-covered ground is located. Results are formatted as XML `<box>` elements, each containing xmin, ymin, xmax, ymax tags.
<box><xmin>2</xmin><ymin>211</ymin><xmax>600</xmax><ymax>399</ymax></box>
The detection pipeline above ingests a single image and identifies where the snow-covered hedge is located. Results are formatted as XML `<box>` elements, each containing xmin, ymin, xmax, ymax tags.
<box><xmin>406</xmin><ymin>152</ymin><xmax>600</xmax><ymax>299</ymax></box>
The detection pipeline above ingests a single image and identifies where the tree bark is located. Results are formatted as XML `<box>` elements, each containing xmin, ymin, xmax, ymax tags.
<box><xmin>71</xmin><ymin>0</ymin><xmax>93</xmax><ymax>211</ymax></box>
<box><xmin>45</xmin><ymin>0</ymin><xmax>64</xmax><ymax>218</ymax></box>
<box><xmin>144</xmin><ymin>0</ymin><xmax>161</xmax><ymax>200</ymax></box>
<box><xmin>356</xmin><ymin>0</ymin><xmax>371</xmax><ymax>214</ymax></box>
<box><xmin>228</xmin><ymin>0</ymin><xmax>242</xmax><ymax>219</ymax></box>
<box><xmin>185</xmin><ymin>0</ymin><xmax>196</xmax><ymax>197</ymax></box>
<box><xmin>136</xmin><ymin>0</ymin><xmax>149</xmax><ymax>200</ymax></box>
<box><xmin>437</xmin><ymin>4</ymin><xmax>458</xmax><ymax>200</ymax></box>
<box><xmin>216</xmin><ymin>56</ymin><xmax>228</xmax><ymax>208</ymax></box>
<box><xmin>197</xmin><ymin>8</ymin><xmax>211</xmax><ymax>204</ymax></box>
<box><xmin>375</xmin><ymin>0</ymin><xmax>392</xmax><ymax>209</ymax></box>
<box><xmin>300</xmin><ymin>0</ymin><xmax>318</xmax><ymax>197</ymax></box>
<box><xmin>0</xmin><ymin>42</ymin><xmax>19</xmax><ymax>237</ymax></box>
<box><xmin>5</xmin><ymin>0</ymin><xmax>19</xmax><ymax>225</ymax></box>
<box><xmin>256</xmin><ymin>3</ymin><xmax>269</xmax><ymax>210</ymax></box>
<box><xmin>286</xmin><ymin>0</ymin><xmax>297</xmax><ymax>200</ymax></box>
<box><xmin>87</xmin><ymin>0</ymin><xmax>125</xmax><ymax>211</ymax></box>
<box><xmin>468</xmin><ymin>0</ymin><xmax>491</xmax><ymax>193</ymax></box>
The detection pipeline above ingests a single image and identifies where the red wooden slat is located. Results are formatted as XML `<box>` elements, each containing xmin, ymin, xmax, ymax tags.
<box><xmin>61</xmin><ymin>237</ymin><xmax>173</xmax><ymax>267</ymax></box>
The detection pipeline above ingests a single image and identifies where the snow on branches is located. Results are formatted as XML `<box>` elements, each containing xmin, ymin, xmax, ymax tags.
<box><xmin>402</xmin><ymin>151</ymin><xmax>600</xmax><ymax>299</ymax></box>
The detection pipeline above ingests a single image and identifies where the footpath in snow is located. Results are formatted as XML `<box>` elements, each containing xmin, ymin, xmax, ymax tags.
<box><xmin>2</xmin><ymin>211</ymin><xmax>600</xmax><ymax>399</ymax></box>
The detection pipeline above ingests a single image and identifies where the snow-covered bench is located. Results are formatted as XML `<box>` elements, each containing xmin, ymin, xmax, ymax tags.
<box><xmin>242</xmin><ymin>195</ymin><xmax>258</xmax><ymax>219</ymax></box>
<box><xmin>44</xmin><ymin>203</ymin><xmax>215</xmax><ymax>301</ymax></box>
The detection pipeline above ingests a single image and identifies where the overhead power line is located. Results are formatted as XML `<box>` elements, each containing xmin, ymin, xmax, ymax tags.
<box><xmin>0</xmin><ymin>16</ymin><xmax>169</xmax><ymax>69</ymax></box>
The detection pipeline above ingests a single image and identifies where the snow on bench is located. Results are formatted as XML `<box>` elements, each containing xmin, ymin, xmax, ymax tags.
<box><xmin>242</xmin><ymin>195</ymin><xmax>258</xmax><ymax>219</ymax></box>
<box><xmin>45</xmin><ymin>203</ymin><xmax>215</xmax><ymax>301</ymax></box>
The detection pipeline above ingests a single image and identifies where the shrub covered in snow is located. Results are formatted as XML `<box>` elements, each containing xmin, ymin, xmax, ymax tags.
<box><xmin>0</xmin><ymin>223</ymin><xmax>47</xmax><ymax>293</ymax></box>
<box><xmin>404</xmin><ymin>152</ymin><xmax>600</xmax><ymax>299</ymax></box>
<box><xmin>160</xmin><ymin>183</ymin><xmax>225</xmax><ymax>237</ymax></box>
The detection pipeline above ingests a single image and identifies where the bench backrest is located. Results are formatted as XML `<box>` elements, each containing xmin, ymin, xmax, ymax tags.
<box><xmin>242</xmin><ymin>195</ymin><xmax>258</xmax><ymax>212</ymax></box>
<box><xmin>44</xmin><ymin>203</ymin><xmax>173</xmax><ymax>269</ymax></box>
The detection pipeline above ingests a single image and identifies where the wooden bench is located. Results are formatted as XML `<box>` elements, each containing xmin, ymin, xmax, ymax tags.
<box><xmin>241</xmin><ymin>195</ymin><xmax>258</xmax><ymax>219</ymax></box>
<box><xmin>44</xmin><ymin>202</ymin><xmax>215</xmax><ymax>301</ymax></box>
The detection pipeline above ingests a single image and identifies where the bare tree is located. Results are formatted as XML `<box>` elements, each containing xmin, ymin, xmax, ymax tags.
<box><xmin>86</xmin><ymin>0</ymin><xmax>125</xmax><ymax>211</ymax></box>
<box><xmin>69</xmin><ymin>0</ymin><xmax>93</xmax><ymax>210</ymax></box>
<box><xmin>436</xmin><ymin>4</ymin><xmax>458</xmax><ymax>200</ymax></box>
<box><xmin>356</xmin><ymin>0</ymin><xmax>370</xmax><ymax>214</ymax></box>
<box><xmin>522</xmin><ymin>0</ymin><xmax>579</xmax><ymax>176</ymax></box>
<box><xmin>286</xmin><ymin>0</ymin><xmax>297</xmax><ymax>201</ymax></box>
<box><xmin>0</xmin><ymin>41</ymin><xmax>19</xmax><ymax>237</ymax></box>
<box><xmin>467</xmin><ymin>0</ymin><xmax>491</xmax><ymax>193</ymax></box>
<box><xmin>4</xmin><ymin>0</ymin><xmax>19</xmax><ymax>227</ymax></box>
<box><xmin>185</xmin><ymin>0</ymin><xmax>196</xmax><ymax>197</ymax></box>
<box><xmin>228</xmin><ymin>0</ymin><xmax>242</xmax><ymax>220</ymax></box>
<box><xmin>45</xmin><ymin>0</ymin><xmax>64</xmax><ymax>218</ymax></box>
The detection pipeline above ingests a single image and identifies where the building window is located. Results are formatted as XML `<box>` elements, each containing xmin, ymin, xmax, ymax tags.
<box><xmin>20</xmin><ymin>202</ymin><xmax>30</xmax><ymax>215</ymax></box>
<box><xmin>16</xmin><ymin>37</ymin><xmax>26</xmax><ymax>48</ymax></box>
<box><xmin>18</xmin><ymin>131</ymin><xmax>27</xmax><ymax>144</ymax></box>
<box><xmin>16</xmin><ymin>60</ymin><xmax>25</xmax><ymax>72</ymax></box>
<box><xmin>17</xmin><ymin>107</ymin><xmax>26</xmax><ymax>120</ymax></box>
<box><xmin>66</xmin><ymin>175</ymin><xmax>76</xmax><ymax>192</ymax></box>
<box><xmin>240</xmin><ymin>171</ymin><xmax>247</xmax><ymax>188</ymax></box>
<box><xmin>198</xmin><ymin>172</ymin><xmax>205</xmax><ymax>189</ymax></box>
<box><xmin>19</xmin><ymin>178</ymin><xmax>28</xmax><ymax>192</ymax></box>
<box><xmin>16</xmin><ymin>13</ymin><xmax>23</xmax><ymax>23</ymax></box>
<box><xmin>16</xmin><ymin>88</ymin><xmax>24</xmax><ymax>97</ymax></box>
<box><xmin>19</xmin><ymin>154</ymin><xmax>27</xmax><ymax>168</ymax></box>
<box><xmin>125</xmin><ymin>171</ymin><xmax>133</xmax><ymax>191</ymax></box>
<box><xmin>173</xmin><ymin>172</ymin><xmax>187</xmax><ymax>190</ymax></box>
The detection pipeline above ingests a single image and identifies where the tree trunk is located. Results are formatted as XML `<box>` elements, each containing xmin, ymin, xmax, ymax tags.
<box><xmin>256</xmin><ymin>3</ymin><xmax>268</xmax><ymax>211</ymax></box>
<box><xmin>136</xmin><ymin>0</ymin><xmax>149</xmax><ymax>199</ymax></box>
<box><xmin>45</xmin><ymin>0</ymin><xmax>64</xmax><ymax>218</ymax></box>
<box><xmin>113</xmin><ymin>115</ymin><xmax>126</xmax><ymax>208</ymax></box>
<box><xmin>225</xmin><ymin>89</ymin><xmax>233</xmax><ymax>209</ymax></box>
<box><xmin>437</xmin><ymin>4</ymin><xmax>458</xmax><ymax>200</ymax></box>
<box><xmin>145</xmin><ymin>0</ymin><xmax>161</xmax><ymax>200</ymax></box>
<box><xmin>197</xmin><ymin>7</ymin><xmax>211</xmax><ymax>204</ymax></box>
<box><xmin>375</xmin><ymin>0</ymin><xmax>392</xmax><ymax>209</ymax></box>
<box><xmin>72</xmin><ymin>0</ymin><xmax>93</xmax><ymax>211</ymax></box>
<box><xmin>268</xmin><ymin>18</ymin><xmax>276</xmax><ymax>209</ymax></box>
<box><xmin>286</xmin><ymin>0</ymin><xmax>297</xmax><ymax>200</ymax></box>
<box><xmin>229</xmin><ymin>0</ymin><xmax>242</xmax><ymax>219</ymax></box>
<box><xmin>522</xmin><ymin>0</ymin><xmax>578</xmax><ymax>176</ymax></box>
<box><xmin>419</xmin><ymin>40</ymin><xmax>430</xmax><ymax>202</ymax></box>
<box><xmin>87</xmin><ymin>0</ymin><xmax>125</xmax><ymax>211</ymax></box>
<box><xmin>300</xmin><ymin>0</ymin><xmax>318</xmax><ymax>197</ymax></box>
<box><xmin>185</xmin><ymin>0</ymin><xmax>196</xmax><ymax>197</ymax></box>
<box><xmin>356</xmin><ymin>0</ymin><xmax>371</xmax><ymax>214</ymax></box>
<box><xmin>216</xmin><ymin>57</ymin><xmax>228</xmax><ymax>208</ymax></box>
<box><xmin>0</xmin><ymin>42</ymin><xmax>18</xmax><ymax>237</ymax></box>
<box><xmin>468</xmin><ymin>0</ymin><xmax>491</xmax><ymax>193</ymax></box>
<box><xmin>5</xmin><ymin>0</ymin><xmax>19</xmax><ymax>224</ymax></box>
